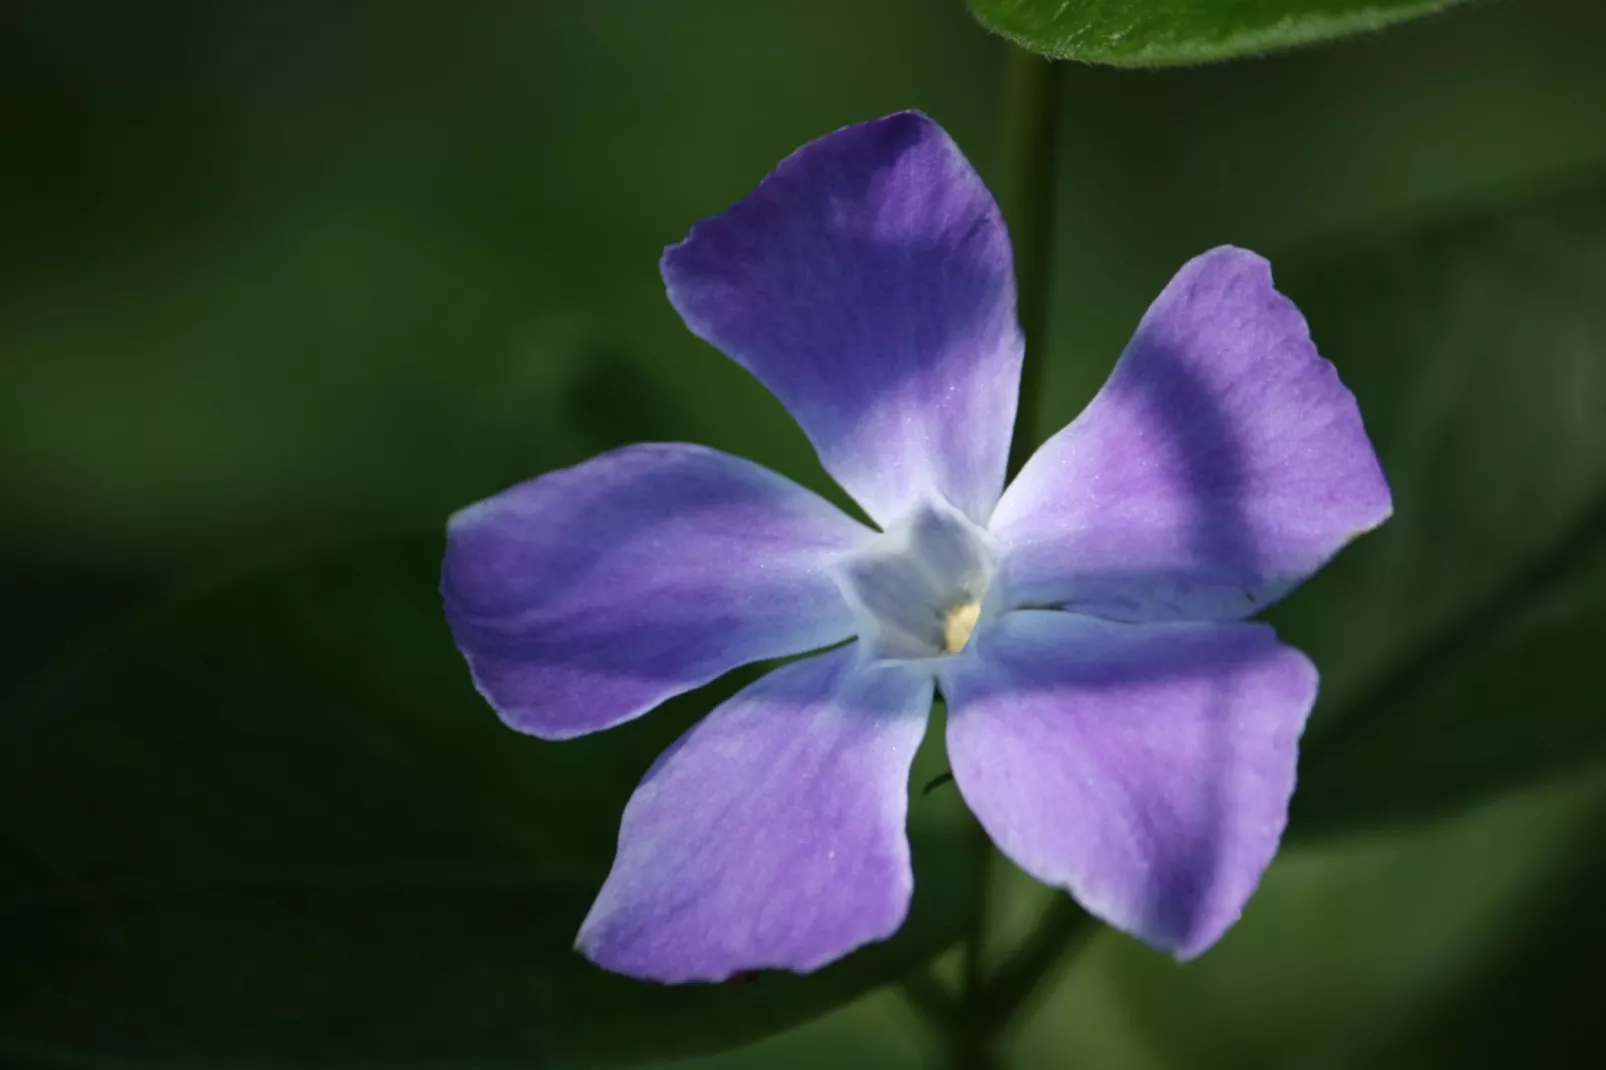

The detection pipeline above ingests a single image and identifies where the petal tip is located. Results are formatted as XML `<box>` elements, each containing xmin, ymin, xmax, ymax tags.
<box><xmin>1188</xmin><ymin>243</ymin><xmax>1273</xmax><ymax>279</ymax></box>
<box><xmin>574</xmin><ymin>930</ymin><xmax>695</xmax><ymax>985</ymax></box>
<box><xmin>573</xmin><ymin>903</ymin><xmax>910</xmax><ymax>985</ymax></box>
<box><xmin>452</xmin><ymin>650</ymin><xmax>597</xmax><ymax>742</ymax></box>
<box><xmin>1167</xmin><ymin>921</ymin><xmax>1234</xmax><ymax>963</ymax></box>
<box><xmin>1339</xmin><ymin>491</ymin><xmax>1396</xmax><ymax>548</ymax></box>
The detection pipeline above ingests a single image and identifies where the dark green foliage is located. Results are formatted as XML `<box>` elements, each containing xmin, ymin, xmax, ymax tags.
<box><xmin>1284</xmin><ymin>178</ymin><xmax>1606</xmax><ymax>837</ymax></box>
<box><xmin>0</xmin><ymin>537</ymin><xmax>979</xmax><ymax>1067</ymax></box>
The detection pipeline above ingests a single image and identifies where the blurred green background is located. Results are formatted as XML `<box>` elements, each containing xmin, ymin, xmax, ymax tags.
<box><xmin>5</xmin><ymin>0</ymin><xmax>1606</xmax><ymax>1067</ymax></box>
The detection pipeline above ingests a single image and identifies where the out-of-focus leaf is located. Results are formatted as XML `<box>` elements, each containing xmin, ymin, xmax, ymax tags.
<box><xmin>1016</xmin><ymin>772</ymin><xmax>1606</xmax><ymax>1069</ymax></box>
<box><xmin>0</xmin><ymin>556</ymin><xmax>153</xmax><ymax>703</ymax></box>
<box><xmin>1352</xmin><ymin>798</ymin><xmax>1606</xmax><ymax>1067</ymax></box>
<box><xmin>967</xmin><ymin>0</ymin><xmax>1470</xmax><ymax>67</ymax></box>
<box><xmin>1266</xmin><ymin>175</ymin><xmax>1606</xmax><ymax>838</ymax></box>
<box><xmin>0</xmin><ymin>536</ymin><xmax>979</xmax><ymax>1068</ymax></box>
<box><xmin>1292</xmin><ymin>497</ymin><xmax>1606</xmax><ymax>836</ymax></box>
<box><xmin>0</xmin><ymin>0</ymin><xmax>998</xmax><ymax>570</ymax></box>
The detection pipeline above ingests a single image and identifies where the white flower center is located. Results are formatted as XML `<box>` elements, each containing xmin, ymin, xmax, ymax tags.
<box><xmin>833</xmin><ymin>500</ymin><xmax>996</xmax><ymax>662</ymax></box>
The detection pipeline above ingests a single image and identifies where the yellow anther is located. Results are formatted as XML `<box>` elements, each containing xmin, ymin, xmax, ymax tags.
<box><xmin>942</xmin><ymin>602</ymin><xmax>982</xmax><ymax>654</ymax></box>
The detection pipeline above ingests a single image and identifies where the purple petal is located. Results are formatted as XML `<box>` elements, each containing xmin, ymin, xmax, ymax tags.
<box><xmin>941</xmin><ymin>610</ymin><xmax>1316</xmax><ymax>958</ymax></box>
<box><xmin>442</xmin><ymin>443</ymin><xmax>872</xmax><ymax>740</ymax></box>
<box><xmin>578</xmin><ymin>645</ymin><xmax>934</xmax><ymax>982</ymax></box>
<box><xmin>989</xmin><ymin>247</ymin><xmax>1391</xmax><ymax>621</ymax></box>
<box><xmin>662</xmin><ymin>111</ymin><xmax>1022</xmax><ymax>529</ymax></box>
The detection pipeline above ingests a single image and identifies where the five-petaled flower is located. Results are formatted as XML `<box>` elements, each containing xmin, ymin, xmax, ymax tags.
<box><xmin>442</xmin><ymin>111</ymin><xmax>1391</xmax><ymax>982</ymax></box>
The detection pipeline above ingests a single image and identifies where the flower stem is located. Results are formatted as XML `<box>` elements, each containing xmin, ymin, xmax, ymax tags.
<box><xmin>900</xmin><ymin>965</ymin><xmax>960</xmax><ymax>1029</ymax></box>
<box><xmin>957</xmin><ymin>817</ymin><xmax>997</xmax><ymax>1045</ymax></box>
<box><xmin>1002</xmin><ymin>47</ymin><xmax>1064</xmax><ymax>480</ymax></box>
<box><xmin>977</xmin><ymin>896</ymin><xmax>1097</xmax><ymax>1027</ymax></box>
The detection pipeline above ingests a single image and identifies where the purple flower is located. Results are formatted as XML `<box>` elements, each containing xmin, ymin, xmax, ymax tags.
<box><xmin>441</xmin><ymin>112</ymin><xmax>1391</xmax><ymax>982</ymax></box>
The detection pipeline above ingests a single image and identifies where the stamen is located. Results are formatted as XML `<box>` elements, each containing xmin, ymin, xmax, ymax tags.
<box><xmin>943</xmin><ymin>601</ymin><xmax>982</xmax><ymax>654</ymax></box>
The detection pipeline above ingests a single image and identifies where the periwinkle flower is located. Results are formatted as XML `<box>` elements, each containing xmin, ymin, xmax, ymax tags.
<box><xmin>442</xmin><ymin>112</ymin><xmax>1390</xmax><ymax>981</ymax></box>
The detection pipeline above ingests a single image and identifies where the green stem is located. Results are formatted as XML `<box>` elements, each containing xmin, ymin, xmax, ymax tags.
<box><xmin>957</xmin><ymin>816</ymin><xmax>995</xmax><ymax>1017</ymax></box>
<box><xmin>978</xmin><ymin>897</ymin><xmax>1097</xmax><ymax>1027</ymax></box>
<box><xmin>900</xmin><ymin>966</ymin><xmax>960</xmax><ymax>1031</ymax></box>
<box><xmin>1003</xmin><ymin>48</ymin><xmax>1065</xmax><ymax>480</ymax></box>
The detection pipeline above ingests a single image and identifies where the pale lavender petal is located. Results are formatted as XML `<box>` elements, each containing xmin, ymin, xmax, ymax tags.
<box><xmin>942</xmin><ymin>611</ymin><xmax>1316</xmax><ymax>958</ymax></box>
<box><xmin>662</xmin><ymin>111</ymin><xmax>1022</xmax><ymax>529</ymax></box>
<box><xmin>578</xmin><ymin>645</ymin><xmax>934</xmax><ymax>982</ymax></box>
<box><xmin>441</xmin><ymin>443</ymin><xmax>872</xmax><ymax>740</ymax></box>
<box><xmin>988</xmin><ymin>247</ymin><xmax>1391</xmax><ymax>622</ymax></box>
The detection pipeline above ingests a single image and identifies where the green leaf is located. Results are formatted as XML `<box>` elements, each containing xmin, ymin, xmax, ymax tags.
<box><xmin>0</xmin><ymin>536</ymin><xmax>978</xmax><ymax>1068</ymax></box>
<box><xmin>1353</xmin><ymin>793</ymin><xmax>1606</xmax><ymax>1067</ymax></box>
<box><xmin>967</xmin><ymin>0</ymin><xmax>1472</xmax><ymax>67</ymax></box>
<box><xmin>1268</xmin><ymin>174</ymin><xmax>1606</xmax><ymax>838</ymax></box>
<box><xmin>1024</xmin><ymin>771</ymin><xmax>1606</xmax><ymax>1069</ymax></box>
